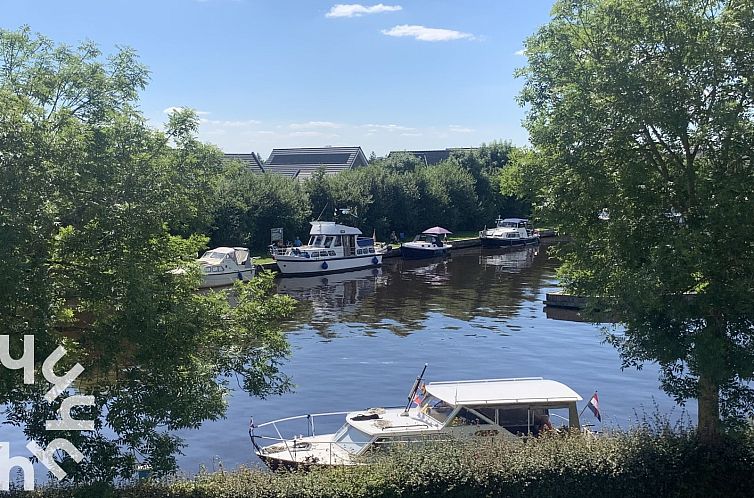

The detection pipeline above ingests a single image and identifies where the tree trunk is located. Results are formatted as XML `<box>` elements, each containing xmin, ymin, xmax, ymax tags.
<box><xmin>697</xmin><ymin>374</ymin><xmax>720</xmax><ymax>445</ymax></box>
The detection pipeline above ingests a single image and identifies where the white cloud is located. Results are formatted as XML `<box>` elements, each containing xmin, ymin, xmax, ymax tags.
<box><xmin>449</xmin><ymin>125</ymin><xmax>474</xmax><ymax>133</ymax></box>
<box><xmin>381</xmin><ymin>24</ymin><xmax>474</xmax><ymax>42</ymax></box>
<box><xmin>203</xmin><ymin>119</ymin><xmax>260</xmax><ymax>127</ymax></box>
<box><xmin>326</xmin><ymin>3</ymin><xmax>402</xmax><ymax>18</ymax></box>
<box><xmin>289</xmin><ymin>121</ymin><xmax>342</xmax><ymax>130</ymax></box>
<box><xmin>362</xmin><ymin>123</ymin><xmax>415</xmax><ymax>132</ymax></box>
<box><xmin>515</xmin><ymin>49</ymin><xmax>525</xmax><ymax>56</ymax></box>
<box><xmin>164</xmin><ymin>106</ymin><xmax>210</xmax><ymax>116</ymax></box>
<box><xmin>290</xmin><ymin>131</ymin><xmax>340</xmax><ymax>138</ymax></box>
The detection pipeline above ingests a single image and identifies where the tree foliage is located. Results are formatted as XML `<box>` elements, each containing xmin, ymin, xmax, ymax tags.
<box><xmin>0</xmin><ymin>27</ymin><xmax>295</xmax><ymax>481</ymax></box>
<box><xmin>518</xmin><ymin>0</ymin><xmax>754</xmax><ymax>440</ymax></box>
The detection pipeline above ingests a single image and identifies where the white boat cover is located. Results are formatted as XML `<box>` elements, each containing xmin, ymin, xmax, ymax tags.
<box><xmin>425</xmin><ymin>377</ymin><xmax>582</xmax><ymax>406</ymax></box>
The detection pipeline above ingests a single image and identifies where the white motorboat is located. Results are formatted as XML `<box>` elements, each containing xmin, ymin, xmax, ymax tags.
<box><xmin>401</xmin><ymin>227</ymin><xmax>452</xmax><ymax>260</ymax></box>
<box><xmin>272</xmin><ymin>221</ymin><xmax>385</xmax><ymax>276</ymax></box>
<box><xmin>250</xmin><ymin>375</ymin><xmax>585</xmax><ymax>470</ymax></box>
<box><xmin>479</xmin><ymin>217</ymin><xmax>539</xmax><ymax>247</ymax></box>
<box><xmin>197</xmin><ymin>247</ymin><xmax>255</xmax><ymax>288</ymax></box>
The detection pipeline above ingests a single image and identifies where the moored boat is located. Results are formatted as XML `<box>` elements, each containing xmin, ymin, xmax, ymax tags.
<box><xmin>479</xmin><ymin>217</ymin><xmax>539</xmax><ymax>247</ymax></box>
<box><xmin>250</xmin><ymin>375</ymin><xmax>585</xmax><ymax>470</ymax></box>
<box><xmin>196</xmin><ymin>247</ymin><xmax>255</xmax><ymax>288</ymax></box>
<box><xmin>401</xmin><ymin>226</ymin><xmax>452</xmax><ymax>259</ymax></box>
<box><xmin>273</xmin><ymin>221</ymin><xmax>384</xmax><ymax>276</ymax></box>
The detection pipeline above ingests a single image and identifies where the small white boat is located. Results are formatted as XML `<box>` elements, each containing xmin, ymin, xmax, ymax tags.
<box><xmin>479</xmin><ymin>217</ymin><xmax>539</xmax><ymax>247</ymax></box>
<box><xmin>250</xmin><ymin>375</ymin><xmax>585</xmax><ymax>470</ymax></box>
<box><xmin>197</xmin><ymin>247</ymin><xmax>255</xmax><ymax>288</ymax></box>
<box><xmin>273</xmin><ymin>222</ymin><xmax>385</xmax><ymax>276</ymax></box>
<box><xmin>401</xmin><ymin>227</ymin><xmax>452</xmax><ymax>259</ymax></box>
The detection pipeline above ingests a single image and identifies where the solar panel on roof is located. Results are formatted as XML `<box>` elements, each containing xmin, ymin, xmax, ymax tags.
<box><xmin>267</xmin><ymin>153</ymin><xmax>352</xmax><ymax>165</ymax></box>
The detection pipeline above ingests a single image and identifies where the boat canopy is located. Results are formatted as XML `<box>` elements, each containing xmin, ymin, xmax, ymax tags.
<box><xmin>501</xmin><ymin>218</ymin><xmax>529</xmax><ymax>223</ymax></box>
<box><xmin>309</xmin><ymin>221</ymin><xmax>362</xmax><ymax>236</ymax></box>
<box><xmin>425</xmin><ymin>377</ymin><xmax>583</xmax><ymax>406</ymax></box>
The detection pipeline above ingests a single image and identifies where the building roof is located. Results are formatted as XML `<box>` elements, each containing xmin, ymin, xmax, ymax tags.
<box><xmin>425</xmin><ymin>378</ymin><xmax>582</xmax><ymax>406</ymax></box>
<box><xmin>224</xmin><ymin>153</ymin><xmax>265</xmax><ymax>173</ymax></box>
<box><xmin>264</xmin><ymin>146</ymin><xmax>368</xmax><ymax>179</ymax></box>
<box><xmin>387</xmin><ymin>148</ymin><xmax>478</xmax><ymax>166</ymax></box>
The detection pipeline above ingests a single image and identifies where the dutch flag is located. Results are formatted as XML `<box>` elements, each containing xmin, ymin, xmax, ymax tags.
<box><xmin>587</xmin><ymin>391</ymin><xmax>602</xmax><ymax>422</ymax></box>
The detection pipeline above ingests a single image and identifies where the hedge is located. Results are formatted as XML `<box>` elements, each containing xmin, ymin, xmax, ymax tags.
<box><xmin>5</xmin><ymin>429</ymin><xmax>754</xmax><ymax>498</ymax></box>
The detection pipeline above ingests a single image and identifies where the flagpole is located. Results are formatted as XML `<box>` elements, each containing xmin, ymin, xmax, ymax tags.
<box><xmin>579</xmin><ymin>391</ymin><xmax>596</xmax><ymax>418</ymax></box>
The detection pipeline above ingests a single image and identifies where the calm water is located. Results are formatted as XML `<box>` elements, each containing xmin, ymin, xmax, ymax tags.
<box><xmin>178</xmin><ymin>242</ymin><xmax>695</xmax><ymax>472</ymax></box>
<box><xmin>3</xmin><ymin>242</ymin><xmax>695</xmax><ymax>475</ymax></box>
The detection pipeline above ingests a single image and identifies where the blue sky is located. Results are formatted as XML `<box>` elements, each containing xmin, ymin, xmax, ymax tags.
<box><xmin>2</xmin><ymin>1</ymin><xmax>555</xmax><ymax>157</ymax></box>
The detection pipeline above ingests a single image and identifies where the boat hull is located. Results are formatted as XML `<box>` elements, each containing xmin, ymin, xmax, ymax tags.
<box><xmin>479</xmin><ymin>236</ymin><xmax>540</xmax><ymax>248</ymax></box>
<box><xmin>199</xmin><ymin>268</ymin><xmax>254</xmax><ymax>288</ymax></box>
<box><xmin>276</xmin><ymin>254</ymin><xmax>383</xmax><ymax>276</ymax></box>
<box><xmin>400</xmin><ymin>245</ymin><xmax>451</xmax><ymax>260</ymax></box>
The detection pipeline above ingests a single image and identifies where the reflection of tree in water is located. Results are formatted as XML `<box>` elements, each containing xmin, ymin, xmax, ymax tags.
<box><xmin>277</xmin><ymin>268</ymin><xmax>386</xmax><ymax>337</ymax></box>
<box><xmin>280</xmin><ymin>244</ymin><xmax>558</xmax><ymax>338</ymax></box>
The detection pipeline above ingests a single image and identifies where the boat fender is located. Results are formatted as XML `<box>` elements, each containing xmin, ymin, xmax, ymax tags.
<box><xmin>238</xmin><ymin>271</ymin><xmax>243</xmax><ymax>280</ymax></box>
<box><xmin>372</xmin><ymin>256</ymin><xmax>379</xmax><ymax>265</ymax></box>
<box><xmin>321</xmin><ymin>261</ymin><xmax>328</xmax><ymax>270</ymax></box>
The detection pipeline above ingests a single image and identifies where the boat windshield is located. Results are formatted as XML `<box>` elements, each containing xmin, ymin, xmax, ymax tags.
<box><xmin>200</xmin><ymin>251</ymin><xmax>228</xmax><ymax>261</ymax></box>
<box><xmin>334</xmin><ymin>424</ymin><xmax>372</xmax><ymax>454</ymax></box>
<box><xmin>419</xmin><ymin>395</ymin><xmax>454</xmax><ymax>424</ymax></box>
<box><xmin>309</xmin><ymin>235</ymin><xmax>325</xmax><ymax>247</ymax></box>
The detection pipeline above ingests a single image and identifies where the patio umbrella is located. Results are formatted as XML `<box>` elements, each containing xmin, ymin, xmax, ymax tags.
<box><xmin>422</xmin><ymin>226</ymin><xmax>452</xmax><ymax>235</ymax></box>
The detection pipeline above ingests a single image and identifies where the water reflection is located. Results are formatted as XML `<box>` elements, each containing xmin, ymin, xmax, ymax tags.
<box><xmin>279</xmin><ymin>245</ymin><xmax>551</xmax><ymax>337</ymax></box>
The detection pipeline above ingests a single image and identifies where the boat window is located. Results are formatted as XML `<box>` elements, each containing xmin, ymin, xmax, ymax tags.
<box><xmin>334</xmin><ymin>237</ymin><xmax>342</xmax><ymax>247</ymax></box>
<box><xmin>496</xmin><ymin>407</ymin><xmax>531</xmax><ymax>435</ymax></box>
<box><xmin>324</xmin><ymin>236</ymin><xmax>334</xmax><ymax>248</ymax></box>
<box><xmin>369</xmin><ymin>248</ymin><xmax>375</xmax><ymax>254</ymax></box>
<box><xmin>450</xmin><ymin>407</ymin><xmax>491</xmax><ymax>426</ymax></box>
<box><xmin>507</xmin><ymin>233</ymin><xmax>517</xmax><ymax>238</ymax></box>
<box><xmin>328</xmin><ymin>250</ymin><xmax>336</xmax><ymax>256</ymax></box>
<box><xmin>335</xmin><ymin>425</ymin><xmax>372</xmax><ymax>454</ymax></box>
<box><xmin>356</xmin><ymin>249</ymin><xmax>363</xmax><ymax>255</ymax></box>
<box><xmin>419</xmin><ymin>395</ymin><xmax>454</xmax><ymax>424</ymax></box>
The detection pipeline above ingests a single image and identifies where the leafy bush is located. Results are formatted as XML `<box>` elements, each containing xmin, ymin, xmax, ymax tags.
<box><xmin>8</xmin><ymin>430</ymin><xmax>754</xmax><ymax>498</ymax></box>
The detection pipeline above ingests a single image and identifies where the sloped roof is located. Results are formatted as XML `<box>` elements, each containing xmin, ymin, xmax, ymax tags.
<box><xmin>388</xmin><ymin>148</ymin><xmax>478</xmax><ymax>166</ymax></box>
<box><xmin>224</xmin><ymin>153</ymin><xmax>265</xmax><ymax>173</ymax></box>
<box><xmin>264</xmin><ymin>146</ymin><xmax>368</xmax><ymax>179</ymax></box>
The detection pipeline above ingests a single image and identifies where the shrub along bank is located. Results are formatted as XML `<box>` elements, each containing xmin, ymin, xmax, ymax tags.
<box><xmin>8</xmin><ymin>429</ymin><xmax>754</xmax><ymax>498</ymax></box>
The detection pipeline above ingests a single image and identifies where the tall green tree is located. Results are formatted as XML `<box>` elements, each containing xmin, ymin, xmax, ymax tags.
<box><xmin>518</xmin><ymin>0</ymin><xmax>754</xmax><ymax>441</ymax></box>
<box><xmin>0</xmin><ymin>27</ymin><xmax>295</xmax><ymax>481</ymax></box>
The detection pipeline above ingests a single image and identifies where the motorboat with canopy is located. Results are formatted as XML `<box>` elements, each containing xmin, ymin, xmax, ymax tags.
<box><xmin>272</xmin><ymin>221</ymin><xmax>385</xmax><ymax>276</ymax></box>
<box><xmin>479</xmin><ymin>217</ymin><xmax>539</xmax><ymax>247</ymax></box>
<box><xmin>250</xmin><ymin>376</ymin><xmax>587</xmax><ymax>470</ymax></box>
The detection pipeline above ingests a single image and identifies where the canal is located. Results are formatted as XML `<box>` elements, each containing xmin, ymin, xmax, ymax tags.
<box><xmin>176</xmin><ymin>241</ymin><xmax>696</xmax><ymax>472</ymax></box>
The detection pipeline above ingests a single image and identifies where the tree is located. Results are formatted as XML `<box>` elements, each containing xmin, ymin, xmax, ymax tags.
<box><xmin>210</xmin><ymin>166</ymin><xmax>311</xmax><ymax>250</ymax></box>
<box><xmin>0</xmin><ymin>27</ymin><xmax>295</xmax><ymax>481</ymax></box>
<box><xmin>518</xmin><ymin>0</ymin><xmax>754</xmax><ymax>442</ymax></box>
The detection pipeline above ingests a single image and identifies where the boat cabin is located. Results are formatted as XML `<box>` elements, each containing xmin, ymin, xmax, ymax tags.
<box><xmin>252</xmin><ymin>377</ymin><xmax>583</xmax><ymax>468</ymax></box>
<box><xmin>198</xmin><ymin>247</ymin><xmax>251</xmax><ymax>272</ymax></box>
<box><xmin>283</xmin><ymin>222</ymin><xmax>376</xmax><ymax>259</ymax></box>
<box><xmin>496</xmin><ymin>217</ymin><xmax>531</xmax><ymax>230</ymax></box>
<box><xmin>419</xmin><ymin>377</ymin><xmax>582</xmax><ymax>436</ymax></box>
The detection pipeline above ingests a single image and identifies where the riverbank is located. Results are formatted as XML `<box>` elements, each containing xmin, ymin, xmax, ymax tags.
<box><xmin>12</xmin><ymin>430</ymin><xmax>754</xmax><ymax>498</ymax></box>
<box><xmin>254</xmin><ymin>233</ymin><xmax>564</xmax><ymax>272</ymax></box>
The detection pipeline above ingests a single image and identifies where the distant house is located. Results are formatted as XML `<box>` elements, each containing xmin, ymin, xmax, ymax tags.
<box><xmin>387</xmin><ymin>148</ymin><xmax>477</xmax><ymax>166</ymax></box>
<box><xmin>264</xmin><ymin>146</ymin><xmax>369</xmax><ymax>179</ymax></box>
<box><xmin>224</xmin><ymin>153</ymin><xmax>265</xmax><ymax>173</ymax></box>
